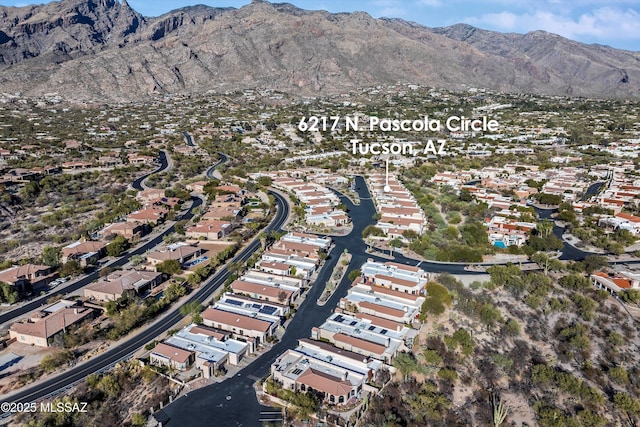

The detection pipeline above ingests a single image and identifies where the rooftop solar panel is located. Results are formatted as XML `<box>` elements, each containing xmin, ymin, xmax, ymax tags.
<box><xmin>260</xmin><ymin>306</ymin><xmax>278</xmax><ymax>315</ymax></box>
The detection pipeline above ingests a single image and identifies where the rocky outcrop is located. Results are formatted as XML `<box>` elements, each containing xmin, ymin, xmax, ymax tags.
<box><xmin>0</xmin><ymin>0</ymin><xmax>638</xmax><ymax>101</ymax></box>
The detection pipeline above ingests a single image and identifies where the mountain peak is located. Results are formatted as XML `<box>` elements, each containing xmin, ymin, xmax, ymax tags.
<box><xmin>0</xmin><ymin>1</ymin><xmax>638</xmax><ymax>101</ymax></box>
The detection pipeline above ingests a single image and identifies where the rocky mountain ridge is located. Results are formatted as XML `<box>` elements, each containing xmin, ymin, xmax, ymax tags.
<box><xmin>0</xmin><ymin>0</ymin><xmax>638</xmax><ymax>101</ymax></box>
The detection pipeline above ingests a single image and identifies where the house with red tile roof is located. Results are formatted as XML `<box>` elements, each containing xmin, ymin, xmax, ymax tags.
<box><xmin>149</xmin><ymin>342</ymin><xmax>195</xmax><ymax>371</ymax></box>
<box><xmin>84</xmin><ymin>270</ymin><xmax>164</xmax><ymax>301</ymax></box>
<box><xmin>201</xmin><ymin>307</ymin><xmax>277</xmax><ymax>352</ymax></box>
<box><xmin>9</xmin><ymin>303</ymin><xmax>96</xmax><ymax>347</ymax></box>
<box><xmin>230</xmin><ymin>279</ymin><xmax>296</xmax><ymax>305</ymax></box>
<box><xmin>61</xmin><ymin>241</ymin><xmax>108</xmax><ymax>266</ymax></box>
<box><xmin>126</xmin><ymin>207</ymin><xmax>168</xmax><ymax>225</ymax></box>
<box><xmin>270</xmin><ymin>339</ymin><xmax>378</xmax><ymax>405</ymax></box>
<box><xmin>98</xmin><ymin>222</ymin><xmax>147</xmax><ymax>240</ymax></box>
<box><xmin>591</xmin><ymin>271</ymin><xmax>640</xmax><ymax>294</ymax></box>
<box><xmin>185</xmin><ymin>219</ymin><xmax>233</xmax><ymax>240</ymax></box>
<box><xmin>0</xmin><ymin>264</ymin><xmax>57</xmax><ymax>293</ymax></box>
<box><xmin>146</xmin><ymin>244</ymin><xmax>202</xmax><ymax>268</ymax></box>
<box><xmin>136</xmin><ymin>189</ymin><xmax>165</xmax><ymax>203</ymax></box>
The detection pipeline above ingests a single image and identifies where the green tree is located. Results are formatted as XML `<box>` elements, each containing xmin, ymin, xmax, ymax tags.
<box><xmin>347</xmin><ymin>269</ymin><xmax>361</xmax><ymax>282</ymax></box>
<box><xmin>362</xmin><ymin>225</ymin><xmax>385</xmax><ymax>238</ymax></box>
<box><xmin>257</xmin><ymin>176</ymin><xmax>273</xmax><ymax>187</ymax></box>
<box><xmin>609</xmin><ymin>366</ymin><xmax>629</xmax><ymax>384</ymax></box>
<box><xmin>97</xmin><ymin>373</ymin><xmax>121</xmax><ymax>397</ymax></box>
<box><xmin>131</xmin><ymin>413</ymin><xmax>147</xmax><ymax>427</ymax></box>
<box><xmin>479</xmin><ymin>304</ymin><xmax>503</xmax><ymax>331</ymax></box>
<box><xmin>180</xmin><ymin>301</ymin><xmax>203</xmax><ymax>317</ymax></box>
<box><xmin>42</xmin><ymin>246</ymin><xmax>61</xmax><ymax>267</ymax></box>
<box><xmin>174</xmin><ymin>220</ymin><xmax>188</xmax><ymax>235</ymax></box>
<box><xmin>582</xmin><ymin>255</ymin><xmax>609</xmax><ymax>274</ymax></box>
<box><xmin>389</xmin><ymin>237</ymin><xmax>403</xmax><ymax>255</ymax></box>
<box><xmin>164</xmin><ymin>282</ymin><xmax>187</xmax><ymax>301</ymax></box>
<box><xmin>130</xmin><ymin>254</ymin><xmax>145</xmax><ymax>266</ymax></box>
<box><xmin>393</xmin><ymin>352</ymin><xmax>419</xmax><ymax>382</ymax></box>
<box><xmin>502</xmin><ymin>319</ymin><xmax>521</xmax><ymax>337</ymax></box>
<box><xmin>59</xmin><ymin>260</ymin><xmax>83</xmax><ymax>277</ymax></box>
<box><xmin>0</xmin><ymin>282</ymin><xmax>19</xmax><ymax>304</ymax></box>
<box><xmin>621</xmin><ymin>288</ymin><xmax>640</xmax><ymax>304</ymax></box>
<box><xmin>531</xmin><ymin>252</ymin><xmax>552</xmax><ymax>273</ymax></box>
<box><xmin>612</xmin><ymin>228</ymin><xmax>636</xmax><ymax>247</ymax></box>
<box><xmin>459</xmin><ymin>222</ymin><xmax>489</xmax><ymax>246</ymax></box>
<box><xmin>613</xmin><ymin>392</ymin><xmax>640</xmax><ymax>423</ymax></box>
<box><xmin>156</xmin><ymin>259</ymin><xmax>182</xmax><ymax>275</ymax></box>
<box><xmin>40</xmin><ymin>350</ymin><xmax>74</xmax><ymax>372</ymax></box>
<box><xmin>406</xmin><ymin>381</ymin><xmax>451</xmax><ymax>423</ymax></box>
<box><xmin>402</xmin><ymin>229</ymin><xmax>419</xmax><ymax>242</ymax></box>
<box><xmin>106</xmin><ymin>235</ymin><xmax>129</xmax><ymax>257</ymax></box>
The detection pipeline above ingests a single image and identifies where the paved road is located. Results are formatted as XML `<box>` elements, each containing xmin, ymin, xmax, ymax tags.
<box><xmin>131</xmin><ymin>150</ymin><xmax>169</xmax><ymax>191</ymax></box>
<box><xmin>160</xmin><ymin>176</ymin><xmax>489</xmax><ymax>426</ymax></box>
<box><xmin>182</xmin><ymin>131</ymin><xmax>196</xmax><ymax>147</ymax></box>
<box><xmin>583</xmin><ymin>181</ymin><xmax>604</xmax><ymax>200</ymax></box>
<box><xmin>206</xmin><ymin>152</ymin><xmax>228</xmax><ymax>179</ymax></box>
<box><xmin>0</xmin><ymin>191</ymin><xmax>288</xmax><ymax>412</ymax></box>
<box><xmin>0</xmin><ymin>197</ymin><xmax>203</xmax><ymax>329</ymax></box>
<box><xmin>0</xmin><ymin>150</ymin><xmax>181</xmax><ymax>329</ymax></box>
<box><xmin>160</xmin><ymin>175</ymin><xmax>630</xmax><ymax>426</ymax></box>
<box><xmin>0</xmin><ymin>150</ymin><xmax>229</xmax><ymax>414</ymax></box>
<box><xmin>533</xmin><ymin>206</ymin><xmax>594</xmax><ymax>261</ymax></box>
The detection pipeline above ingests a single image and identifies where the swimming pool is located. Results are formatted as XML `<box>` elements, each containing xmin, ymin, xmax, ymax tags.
<box><xmin>184</xmin><ymin>256</ymin><xmax>209</xmax><ymax>268</ymax></box>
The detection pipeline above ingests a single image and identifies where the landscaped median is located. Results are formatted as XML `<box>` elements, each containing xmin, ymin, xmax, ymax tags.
<box><xmin>317</xmin><ymin>250</ymin><xmax>352</xmax><ymax>306</ymax></box>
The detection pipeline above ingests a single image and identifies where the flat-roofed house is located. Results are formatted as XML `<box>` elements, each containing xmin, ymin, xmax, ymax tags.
<box><xmin>360</xmin><ymin>260</ymin><xmax>428</xmax><ymax>295</ymax></box>
<box><xmin>163</xmin><ymin>324</ymin><xmax>249</xmax><ymax>378</ymax></box>
<box><xmin>201</xmin><ymin>307</ymin><xmax>276</xmax><ymax>352</ymax></box>
<box><xmin>273</xmin><ymin>241</ymin><xmax>320</xmax><ymax>258</ymax></box>
<box><xmin>332</xmin><ymin>333</ymin><xmax>388</xmax><ymax>361</ymax></box>
<box><xmin>270</xmin><ymin>338</ymin><xmax>381</xmax><ymax>405</ymax></box>
<box><xmin>256</xmin><ymin>261</ymin><xmax>293</xmax><ymax>276</ymax></box>
<box><xmin>591</xmin><ymin>271</ymin><xmax>640</xmax><ymax>294</ymax></box>
<box><xmin>280</xmin><ymin>232</ymin><xmax>332</xmax><ymax>250</ymax></box>
<box><xmin>313</xmin><ymin>312</ymin><xmax>416</xmax><ymax>363</ymax></box>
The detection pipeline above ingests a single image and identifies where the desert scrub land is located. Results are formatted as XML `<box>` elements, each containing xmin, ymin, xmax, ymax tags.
<box><xmin>0</xmin><ymin>171</ymin><xmax>140</xmax><ymax>261</ymax></box>
<box><xmin>15</xmin><ymin>361</ymin><xmax>173</xmax><ymax>427</ymax></box>
<box><xmin>361</xmin><ymin>269</ymin><xmax>640</xmax><ymax>427</ymax></box>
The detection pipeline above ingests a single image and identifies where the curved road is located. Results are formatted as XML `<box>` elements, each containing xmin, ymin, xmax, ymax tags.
<box><xmin>159</xmin><ymin>175</ymin><xmax>633</xmax><ymax>427</ymax></box>
<box><xmin>0</xmin><ymin>149</ymin><xmax>232</xmax><ymax>411</ymax></box>
<box><xmin>131</xmin><ymin>150</ymin><xmax>169</xmax><ymax>191</ymax></box>
<box><xmin>0</xmin><ymin>197</ymin><xmax>202</xmax><ymax>328</ymax></box>
<box><xmin>1</xmin><ymin>150</ymin><xmax>178</xmax><ymax>329</ymax></box>
<box><xmin>159</xmin><ymin>176</ymin><xmax>488</xmax><ymax>427</ymax></box>
<box><xmin>0</xmin><ymin>191</ymin><xmax>288</xmax><ymax>412</ymax></box>
<box><xmin>182</xmin><ymin>131</ymin><xmax>196</xmax><ymax>147</ymax></box>
<box><xmin>206</xmin><ymin>152</ymin><xmax>228</xmax><ymax>179</ymax></box>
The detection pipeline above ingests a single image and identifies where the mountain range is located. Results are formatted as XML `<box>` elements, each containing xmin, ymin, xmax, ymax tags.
<box><xmin>0</xmin><ymin>0</ymin><xmax>638</xmax><ymax>102</ymax></box>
